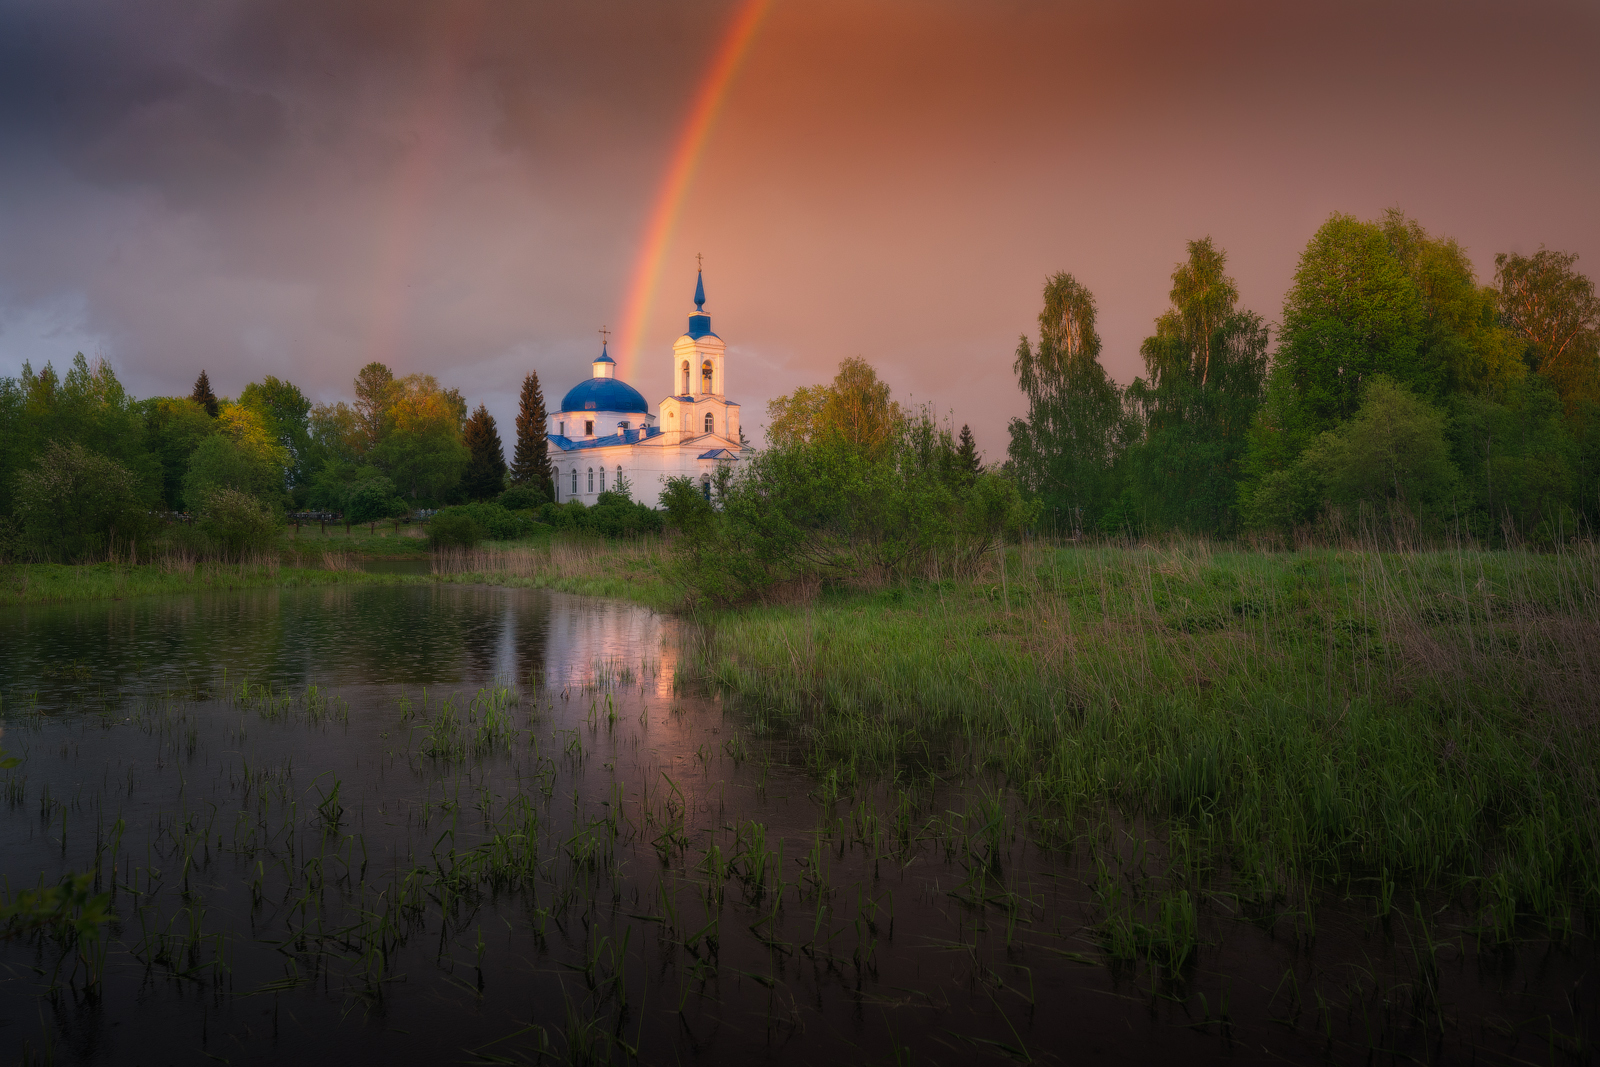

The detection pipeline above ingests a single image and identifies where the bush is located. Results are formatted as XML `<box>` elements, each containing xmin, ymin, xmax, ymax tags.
<box><xmin>13</xmin><ymin>441</ymin><xmax>153</xmax><ymax>562</ymax></box>
<box><xmin>661</xmin><ymin>411</ymin><xmax>1033</xmax><ymax>604</ymax></box>
<box><xmin>499</xmin><ymin>484</ymin><xmax>550</xmax><ymax>511</ymax></box>
<box><xmin>428</xmin><ymin>509</ymin><xmax>485</xmax><ymax>549</ymax></box>
<box><xmin>197</xmin><ymin>488</ymin><xmax>283</xmax><ymax>558</ymax></box>
<box><xmin>427</xmin><ymin>501</ymin><xmax>532</xmax><ymax>545</ymax></box>
<box><xmin>531</xmin><ymin>494</ymin><xmax>663</xmax><ymax>538</ymax></box>
<box><xmin>346</xmin><ymin>476</ymin><xmax>408</xmax><ymax>525</ymax></box>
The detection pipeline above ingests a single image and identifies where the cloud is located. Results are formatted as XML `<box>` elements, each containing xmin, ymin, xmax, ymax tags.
<box><xmin>0</xmin><ymin>0</ymin><xmax>1596</xmax><ymax>455</ymax></box>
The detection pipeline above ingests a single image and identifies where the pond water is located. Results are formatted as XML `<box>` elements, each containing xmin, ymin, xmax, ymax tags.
<box><xmin>0</xmin><ymin>585</ymin><xmax>1591</xmax><ymax>1064</ymax></box>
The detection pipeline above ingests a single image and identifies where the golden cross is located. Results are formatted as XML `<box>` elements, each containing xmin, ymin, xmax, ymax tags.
<box><xmin>696</xmin><ymin>252</ymin><xmax>704</xmax><ymax>272</ymax></box>
<box><xmin>598</xmin><ymin>325</ymin><xmax>610</xmax><ymax>346</ymax></box>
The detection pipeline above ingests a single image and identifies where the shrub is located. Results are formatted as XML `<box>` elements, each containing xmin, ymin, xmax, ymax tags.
<box><xmin>346</xmin><ymin>476</ymin><xmax>408</xmax><ymax>525</ymax></box>
<box><xmin>428</xmin><ymin>509</ymin><xmax>486</xmax><ymax>548</ymax></box>
<box><xmin>498</xmin><ymin>484</ymin><xmax>549</xmax><ymax>512</ymax></box>
<box><xmin>13</xmin><ymin>441</ymin><xmax>153</xmax><ymax>561</ymax></box>
<box><xmin>197</xmin><ymin>488</ymin><xmax>282</xmax><ymax>558</ymax></box>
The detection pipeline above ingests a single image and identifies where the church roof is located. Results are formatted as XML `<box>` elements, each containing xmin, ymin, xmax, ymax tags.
<box><xmin>558</xmin><ymin>376</ymin><xmax>649</xmax><ymax>414</ymax></box>
<box><xmin>550</xmin><ymin>426</ymin><xmax>662</xmax><ymax>451</ymax></box>
<box><xmin>697</xmin><ymin>448</ymin><xmax>742</xmax><ymax>460</ymax></box>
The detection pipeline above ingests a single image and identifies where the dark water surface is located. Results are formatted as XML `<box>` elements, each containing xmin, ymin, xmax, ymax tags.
<box><xmin>0</xmin><ymin>585</ymin><xmax>1591</xmax><ymax>1065</ymax></box>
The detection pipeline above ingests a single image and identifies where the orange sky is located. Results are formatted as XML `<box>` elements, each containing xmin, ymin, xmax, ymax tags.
<box><xmin>1</xmin><ymin>0</ymin><xmax>1596</xmax><ymax>459</ymax></box>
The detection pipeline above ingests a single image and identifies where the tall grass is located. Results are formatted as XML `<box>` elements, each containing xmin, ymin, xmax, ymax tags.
<box><xmin>0</xmin><ymin>553</ymin><xmax>416</xmax><ymax>605</ymax></box>
<box><xmin>430</xmin><ymin>534</ymin><xmax>683</xmax><ymax>610</ymax></box>
<box><xmin>692</xmin><ymin>536</ymin><xmax>1600</xmax><ymax>932</ymax></box>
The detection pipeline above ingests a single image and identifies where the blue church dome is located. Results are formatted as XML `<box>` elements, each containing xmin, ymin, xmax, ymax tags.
<box><xmin>559</xmin><ymin>376</ymin><xmax>650</xmax><ymax>414</ymax></box>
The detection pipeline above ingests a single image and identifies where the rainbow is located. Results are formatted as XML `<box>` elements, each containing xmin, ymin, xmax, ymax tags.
<box><xmin>613</xmin><ymin>0</ymin><xmax>771</xmax><ymax>385</ymax></box>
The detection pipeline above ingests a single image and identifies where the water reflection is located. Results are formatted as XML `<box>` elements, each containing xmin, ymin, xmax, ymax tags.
<box><xmin>0</xmin><ymin>584</ymin><xmax>679</xmax><ymax>701</ymax></box>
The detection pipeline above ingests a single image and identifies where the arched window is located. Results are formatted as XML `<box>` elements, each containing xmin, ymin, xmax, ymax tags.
<box><xmin>700</xmin><ymin>475</ymin><xmax>711</xmax><ymax>501</ymax></box>
<box><xmin>701</xmin><ymin>360</ymin><xmax>713</xmax><ymax>392</ymax></box>
<box><xmin>587</xmin><ymin>467</ymin><xmax>594</xmax><ymax>493</ymax></box>
<box><xmin>558</xmin><ymin>420</ymin><xmax>565</xmax><ymax>436</ymax></box>
<box><xmin>598</xmin><ymin>467</ymin><xmax>606</xmax><ymax>492</ymax></box>
<box><xmin>681</xmin><ymin>361</ymin><xmax>690</xmax><ymax>395</ymax></box>
<box><xmin>704</xmin><ymin>412</ymin><xmax>715</xmax><ymax>433</ymax></box>
<box><xmin>571</xmin><ymin>468</ymin><xmax>578</xmax><ymax>495</ymax></box>
<box><xmin>615</xmin><ymin>465</ymin><xmax>623</xmax><ymax>490</ymax></box>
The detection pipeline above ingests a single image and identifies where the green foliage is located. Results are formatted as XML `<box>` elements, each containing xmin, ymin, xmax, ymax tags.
<box><xmin>432</xmin><ymin>501</ymin><xmax>533</xmax><ymax>543</ymax></box>
<box><xmin>0</xmin><ymin>354</ymin><xmax>160</xmax><ymax>520</ymax></box>
<box><xmin>142</xmin><ymin>397</ymin><xmax>216</xmax><ymax>509</ymax></box>
<box><xmin>1123</xmin><ymin>239</ymin><xmax>1269</xmax><ymax>535</ymax></box>
<box><xmin>510</xmin><ymin>371</ymin><xmax>554</xmax><ymax>494</ymax></box>
<box><xmin>1495</xmin><ymin>247</ymin><xmax>1600</xmax><ymax>412</ymax></box>
<box><xmin>668</xmin><ymin>401</ymin><xmax>1032</xmax><ymax>604</ymax></box>
<box><xmin>1449</xmin><ymin>376</ymin><xmax>1580</xmax><ymax>540</ymax></box>
<box><xmin>239</xmin><ymin>375</ymin><xmax>313</xmax><ymax>486</ymax></box>
<box><xmin>1303</xmin><ymin>377</ymin><xmax>1460</xmax><ymax>529</ymax></box>
<box><xmin>766</xmin><ymin>357</ymin><xmax>904</xmax><ymax>454</ymax></box>
<box><xmin>534</xmin><ymin>489</ymin><xmax>663</xmax><ymax>539</ymax></box>
<box><xmin>1276</xmin><ymin>213</ymin><xmax>1429</xmax><ymax>430</ymax></box>
<box><xmin>428</xmin><ymin>508</ymin><xmax>486</xmax><ymax>549</ymax></box>
<box><xmin>190</xmin><ymin>370</ymin><xmax>219</xmax><ymax>417</ymax></box>
<box><xmin>13</xmin><ymin>441</ymin><xmax>152</xmax><ymax>562</ymax></box>
<box><xmin>182</xmin><ymin>431</ymin><xmax>286</xmax><ymax>513</ymax></box>
<box><xmin>499</xmin><ymin>484</ymin><xmax>550</xmax><ymax>511</ymax></box>
<box><xmin>197</xmin><ymin>487</ymin><xmax>284</xmax><ymax>558</ymax></box>
<box><xmin>1007</xmin><ymin>273</ymin><xmax>1128</xmax><ymax>532</ymax></box>
<box><xmin>375</xmin><ymin>375</ymin><xmax>469</xmax><ymax>502</ymax></box>
<box><xmin>461</xmin><ymin>403</ymin><xmax>508</xmax><ymax>501</ymax></box>
<box><xmin>345</xmin><ymin>476</ymin><xmax>408</xmax><ymax>525</ymax></box>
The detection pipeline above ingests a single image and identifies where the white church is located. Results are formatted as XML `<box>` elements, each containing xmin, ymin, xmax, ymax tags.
<box><xmin>547</xmin><ymin>271</ymin><xmax>753</xmax><ymax>508</ymax></box>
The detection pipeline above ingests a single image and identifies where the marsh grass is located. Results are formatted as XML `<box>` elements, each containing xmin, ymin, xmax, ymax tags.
<box><xmin>430</xmin><ymin>535</ymin><xmax>683</xmax><ymax>610</ymax></box>
<box><xmin>693</xmin><ymin>537</ymin><xmax>1600</xmax><ymax>936</ymax></box>
<box><xmin>0</xmin><ymin>556</ymin><xmax>417</xmax><ymax>605</ymax></box>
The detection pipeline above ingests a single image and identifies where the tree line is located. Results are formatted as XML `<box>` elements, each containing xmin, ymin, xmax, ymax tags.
<box><xmin>0</xmin><ymin>357</ymin><xmax>560</xmax><ymax>561</ymax></box>
<box><xmin>1006</xmin><ymin>211</ymin><xmax>1600</xmax><ymax>546</ymax></box>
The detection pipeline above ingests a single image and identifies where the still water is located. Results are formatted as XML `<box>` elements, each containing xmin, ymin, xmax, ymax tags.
<box><xmin>0</xmin><ymin>584</ymin><xmax>1590</xmax><ymax>1064</ymax></box>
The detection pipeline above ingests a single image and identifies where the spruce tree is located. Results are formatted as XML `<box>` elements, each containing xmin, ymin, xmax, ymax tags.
<box><xmin>956</xmin><ymin>424</ymin><xmax>982</xmax><ymax>481</ymax></box>
<box><xmin>461</xmin><ymin>404</ymin><xmax>507</xmax><ymax>501</ymax></box>
<box><xmin>191</xmin><ymin>370</ymin><xmax>219</xmax><ymax>417</ymax></box>
<box><xmin>510</xmin><ymin>372</ymin><xmax>554</xmax><ymax>496</ymax></box>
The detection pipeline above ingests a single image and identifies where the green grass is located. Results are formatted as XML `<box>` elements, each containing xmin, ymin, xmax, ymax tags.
<box><xmin>427</xmin><ymin>538</ymin><xmax>685</xmax><ymax>613</ymax></box>
<box><xmin>275</xmin><ymin>520</ymin><xmax>432</xmax><ymax>562</ymax></box>
<box><xmin>687</xmin><ymin>540</ymin><xmax>1600</xmax><ymax>931</ymax></box>
<box><xmin>0</xmin><ymin>559</ymin><xmax>424</xmax><ymax>606</ymax></box>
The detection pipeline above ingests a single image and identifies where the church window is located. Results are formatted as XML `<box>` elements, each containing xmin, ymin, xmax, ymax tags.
<box><xmin>559</xmin><ymin>421</ymin><xmax>565</xmax><ymax>436</ymax></box>
<box><xmin>587</xmin><ymin>468</ymin><xmax>594</xmax><ymax>493</ymax></box>
<box><xmin>619</xmin><ymin>421</ymin><xmax>630</xmax><ymax>430</ymax></box>
<box><xmin>704</xmin><ymin>412</ymin><xmax>714</xmax><ymax>433</ymax></box>
<box><xmin>599</xmin><ymin>467</ymin><xmax>606</xmax><ymax>492</ymax></box>
<box><xmin>700</xmin><ymin>475</ymin><xmax>711</xmax><ymax>501</ymax></box>
<box><xmin>616</xmin><ymin>465</ymin><xmax>622</xmax><ymax>489</ymax></box>
<box><xmin>571</xmin><ymin>468</ymin><xmax>578</xmax><ymax>495</ymax></box>
<box><xmin>681</xmin><ymin>362</ymin><xmax>690</xmax><ymax>395</ymax></box>
<box><xmin>701</xmin><ymin>360</ymin><xmax>713</xmax><ymax>392</ymax></box>
<box><xmin>584</xmin><ymin>420</ymin><xmax>593</xmax><ymax>436</ymax></box>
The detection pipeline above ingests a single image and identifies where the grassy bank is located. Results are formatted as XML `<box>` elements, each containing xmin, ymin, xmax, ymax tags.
<box><xmin>428</xmin><ymin>536</ymin><xmax>683</xmax><ymax>612</ymax></box>
<box><xmin>0</xmin><ymin>558</ymin><xmax>428</xmax><ymax>606</ymax></box>
<box><xmin>687</xmin><ymin>540</ymin><xmax>1600</xmax><ymax>933</ymax></box>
